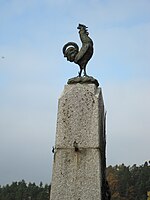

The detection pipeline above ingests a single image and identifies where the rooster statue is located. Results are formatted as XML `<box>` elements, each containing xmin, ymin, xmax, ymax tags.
<box><xmin>63</xmin><ymin>24</ymin><xmax>93</xmax><ymax>77</ymax></box>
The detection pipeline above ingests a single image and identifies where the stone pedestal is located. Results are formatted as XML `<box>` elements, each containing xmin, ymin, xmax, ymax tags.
<box><xmin>50</xmin><ymin>83</ymin><xmax>106</xmax><ymax>200</ymax></box>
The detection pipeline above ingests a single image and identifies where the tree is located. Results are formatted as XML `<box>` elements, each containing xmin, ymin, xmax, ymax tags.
<box><xmin>106</xmin><ymin>161</ymin><xmax>150</xmax><ymax>200</ymax></box>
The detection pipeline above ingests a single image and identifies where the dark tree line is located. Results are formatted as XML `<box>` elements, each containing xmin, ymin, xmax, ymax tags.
<box><xmin>106</xmin><ymin>161</ymin><xmax>150</xmax><ymax>200</ymax></box>
<box><xmin>0</xmin><ymin>161</ymin><xmax>149</xmax><ymax>200</ymax></box>
<box><xmin>0</xmin><ymin>180</ymin><xmax>50</xmax><ymax>200</ymax></box>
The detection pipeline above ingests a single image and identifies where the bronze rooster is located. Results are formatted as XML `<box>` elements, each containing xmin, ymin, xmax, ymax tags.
<box><xmin>63</xmin><ymin>24</ymin><xmax>93</xmax><ymax>77</ymax></box>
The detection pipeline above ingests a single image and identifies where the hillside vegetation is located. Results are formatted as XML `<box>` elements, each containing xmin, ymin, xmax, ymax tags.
<box><xmin>0</xmin><ymin>161</ymin><xmax>149</xmax><ymax>200</ymax></box>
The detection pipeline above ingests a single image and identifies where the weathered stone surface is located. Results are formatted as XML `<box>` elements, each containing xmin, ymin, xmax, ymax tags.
<box><xmin>50</xmin><ymin>149</ymin><xmax>101</xmax><ymax>200</ymax></box>
<box><xmin>50</xmin><ymin>83</ymin><xmax>105</xmax><ymax>200</ymax></box>
<box><xmin>56</xmin><ymin>84</ymin><xmax>104</xmax><ymax>148</ymax></box>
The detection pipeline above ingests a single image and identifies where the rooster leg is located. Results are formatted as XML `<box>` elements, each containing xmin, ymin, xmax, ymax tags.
<box><xmin>78</xmin><ymin>67</ymin><xmax>82</xmax><ymax>77</ymax></box>
<box><xmin>83</xmin><ymin>67</ymin><xmax>88</xmax><ymax>77</ymax></box>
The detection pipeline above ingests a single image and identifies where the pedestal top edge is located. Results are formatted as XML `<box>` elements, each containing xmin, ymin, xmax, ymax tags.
<box><xmin>59</xmin><ymin>83</ymin><xmax>102</xmax><ymax>99</ymax></box>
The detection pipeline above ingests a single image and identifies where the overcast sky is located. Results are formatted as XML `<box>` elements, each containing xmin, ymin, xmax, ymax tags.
<box><xmin>0</xmin><ymin>0</ymin><xmax>150</xmax><ymax>186</ymax></box>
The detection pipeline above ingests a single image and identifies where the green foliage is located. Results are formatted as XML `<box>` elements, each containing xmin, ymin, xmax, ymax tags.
<box><xmin>106</xmin><ymin>161</ymin><xmax>150</xmax><ymax>200</ymax></box>
<box><xmin>0</xmin><ymin>180</ymin><xmax>50</xmax><ymax>200</ymax></box>
<box><xmin>0</xmin><ymin>161</ymin><xmax>149</xmax><ymax>200</ymax></box>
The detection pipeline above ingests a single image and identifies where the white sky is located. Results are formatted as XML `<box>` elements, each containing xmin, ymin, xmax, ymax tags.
<box><xmin>0</xmin><ymin>0</ymin><xmax>150</xmax><ymax>185</ymax></box>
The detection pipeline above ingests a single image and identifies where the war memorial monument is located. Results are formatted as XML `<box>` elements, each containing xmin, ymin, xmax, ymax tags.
<box><xmin>50</xmin><ymin>24</ymin><xmax>110</xmax><ymax>200</ymax></box>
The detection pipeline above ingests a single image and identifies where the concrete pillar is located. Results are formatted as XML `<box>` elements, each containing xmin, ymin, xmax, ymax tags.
<box><xmin>50</xmin><ymin>83</ymin><xmax>106</xmax><ymax>200</ymax></box>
